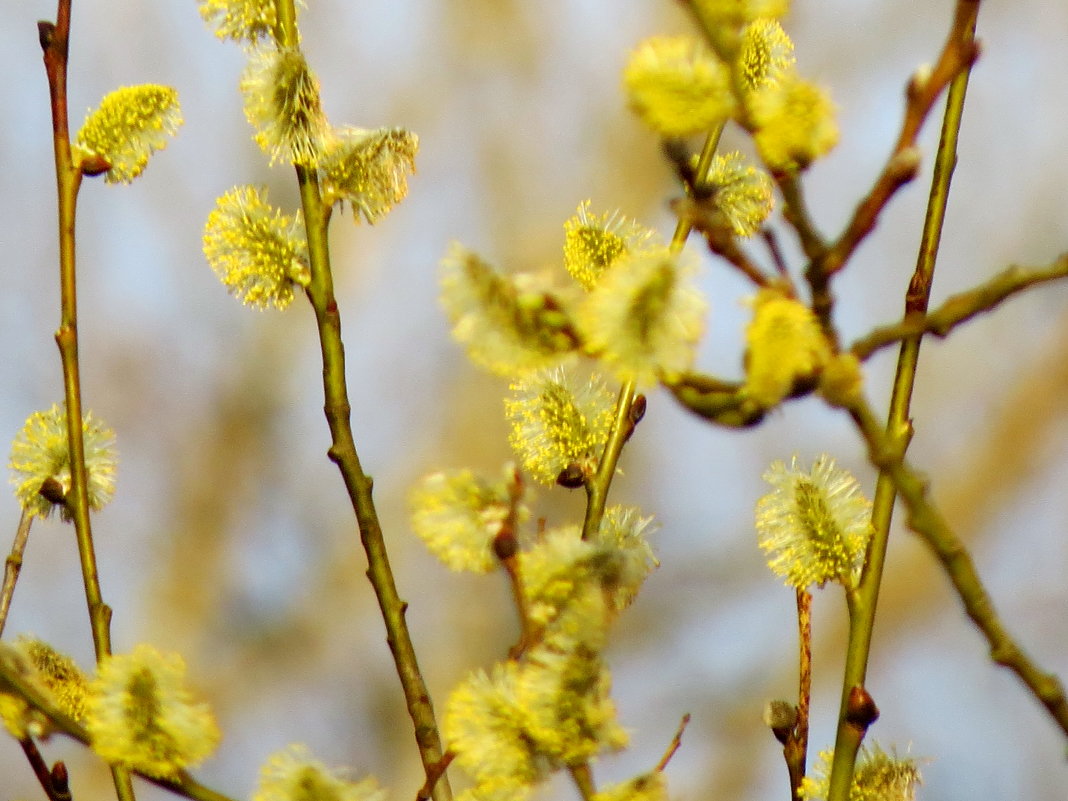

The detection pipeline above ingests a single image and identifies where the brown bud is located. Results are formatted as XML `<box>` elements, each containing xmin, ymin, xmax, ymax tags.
<box><xmin>51</xmin><ymin>761</ymin><xmax>69</xmax><ymax>793</ymax></box>
<box><xmin>79</xmin><ymin>154</ymin><xmax>112</xmax><ymax>177</ymax></box>
<box><xmin>556</xmin><ymin>463</ymin><xmax>586</xmax><ymax>489</ymax></box>
<box><xmin>492</xmin><ymin>529</ymin><xmax>518</xmax><ymax>561</ymax></box>
<box><xmin>845</xmin><ymin>685</ymin><xmax>880</xmax><ymax>730</ymax></box>
<box><xmin>763</xmin><ymin>699</ymin><xmax>798</xmax><ymax>745</ymax></box>
<box><xmin>38</xmin><ymin>477</ymin><xmax>66</xmax><ymax>507</ymax></box>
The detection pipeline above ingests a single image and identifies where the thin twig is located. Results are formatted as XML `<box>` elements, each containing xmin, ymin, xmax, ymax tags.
<box><xmin>656</xmin><ymin>713</ymin><xmax>691</xmax><ymax>772</ymax></box>
<box><xmin>850</xmin><ymin>256</ymin><xmax>1068</xmax><ymax>360</ymax></box>
<box><xmin>40</xmin><ymin>0</ymin><xmax>116</xmax><ymax>664</ymax></box>
<box><xmin>762</xmin><ymin>228</ymin><xmax>790</xmax><ymax>277</ymax></box>
<box><xmin>782</xmin><ymin>590</ymin><xmax>812</xmax><ymax>799</ymax></box>
<box><xmin>611</xmin><ymin>129</ymin><xmax>746</xmax><ymax>540</ymax></box>
<box><xmin>582</xmin><ymin>381</ymin><xmax>636</xmax><ymax>540</ymax></box>
<box><xmin>819</xmin><ymin>1</ymin><xmax>981</xmax><ymax>281</ymax></box>
<box><xmin>776</xmin><ymin>172</ymin><xmax>830</xmax><ymax>267</ymax></box>
<box><xmin>0</xmin><ymin>510</ymin><xmax>33</xmax><ymax>638</ymax></box>
<box><xmin>20</xmin><ymin>738</ymin><xmax>67</xmax><ymax>801</ymax></box>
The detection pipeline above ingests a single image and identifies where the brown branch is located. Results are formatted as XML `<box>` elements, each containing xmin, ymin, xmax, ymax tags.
<box><xmin>776</xmin><ymin>172</ymin><xmax>828</xmax><ymax>266</ymax></box>
<box><xmin>656</xmin><ymin>713</ymin><xmax>691</xmax><ymax>772</ymax></box>
<box><xmin>20</xmin><ymin>739</ymin><xmax>70</xmax><ymax>801</ymax></box>
<box><xmin>783</xmin><ymin>590</ymin><xmax>812</xmax><ymax>799</ymax></box>
<box><xmin>0</xmin><ymin>510</ymin><xmax>33</xmax><ymax>638</ymax></box>
<box><xmin>817</xmin><ymin>1</ymin><xmax>981</xmax><ymax>280</ymax></box>
<box><xmin>672</xmin><ymin>197</ymin><xmax>774</xmax><ymax>288</ymax></box>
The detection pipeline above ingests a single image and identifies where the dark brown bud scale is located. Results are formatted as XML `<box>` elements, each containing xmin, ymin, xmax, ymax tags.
<box><xmin>845</xmin><ymin>685</ymin><xmax>880</xmax><ymax>730</ymax></box>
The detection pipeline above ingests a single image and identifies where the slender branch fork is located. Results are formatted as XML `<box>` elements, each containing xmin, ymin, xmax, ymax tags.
<box><xmin>797</xmin><ymin>0</ymin><xmax>982</xmax><ymax>332</ymax></box>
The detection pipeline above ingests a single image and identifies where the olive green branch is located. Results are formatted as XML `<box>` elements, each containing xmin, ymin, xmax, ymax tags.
<box><xmin>826</xmin><ymin>8</ymin><xmax>979</xmax><ymax>798</ymax></box>
<box><xmin>847</xmin><ymin>397</ymin><xmax>1068</xmax><ymax>736</ymax></box>
<box><xmin>0</xmin><ymin>511</ymin><xmax>34</xmax><ymax>638</ymax></box>
<box><xmin>39</xmin><ymin>0</ymin><xmax>115</xmax><ymax>669</ymax></box>
<box><xmin>38</xmin><ymin>2</ymin><xmax>130</xmax><ymax>799</ymax></box>
<box><xmin>271</xmin><ymin>5</ymin><xmax>451</xmax><ymax>800</ymax></box>
<box><xmin>850</xmin><ymin>255</ymin><xmax>1068</xmax><ymax>360</ymax></box>
<box><xmin>582</xmin><ymin>125</ymin><xmax>728</xmax><ymax>543</ymax></box>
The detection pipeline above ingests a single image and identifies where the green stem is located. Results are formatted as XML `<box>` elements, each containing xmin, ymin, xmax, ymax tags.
<box><xmin>582</xmin><ymin>382</ymin><xmax>636</xmax><ymax>540</ymax></box>
<box><xmin>568</xmin><ymin>763</ymin><xmax>597</xmax><ymax>801</ymax></box>
<box><xmin>826</xmin><ymin>24</ymin><xmax>976</xmax><ymax>801</ymax></box>
<box><xmin>274</xmin><ymin>6</ymin><xmax>450</xmax><ymax>797</ymax></box>
<box><xmin>669</xmin><ymin>124</ymin><xmax>723</xmax><ymax>253</ymax></box>
<box><xmin>40</xmin><ymin>5</ymin><xmax>131</xmax><ymax>800</ymax></box>
<box><xmin>41</xmin><ymin>0</ymin><xmax>114</xmax><ymax>668</ymax></box>
<box><xmin>583</xmin><ymin>122</ymin><xmax>727</xmax><ymax>539</ymax></box>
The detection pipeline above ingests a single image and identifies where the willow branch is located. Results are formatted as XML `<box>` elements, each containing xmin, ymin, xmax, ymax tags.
<box><xmin>582</xmin><ymin>382</ymin><xmax>637</xmax><ymax>540</ymax></box>
<box><xmin>272</xmin><ymin>6</ymin><xmax>450</xmax><ymax>798</ymax></box>
<box><xmin>40</xmin><ymin>4</ymin><xmax>130</xmax><ymax>799</ymax></box>
<box><xmin>847</xmin><ymin>398</ymin><xmax>1068</xmax><ymax>738</ymax></box>
<box><xmin>850</xmin><ymin>256</ymin><xmax>1068</xmax><ymax>360</ymax></box>
<box><xmin>783</xmin><ymin>589</ymin><xmax>812</xmax><ymax>799</ymax></box>
<box><xmin>583</xmin><ymin>127</ymin><xmax>727</xmax><ymax>539</ymax></box>
<box><xmin>0</xmin><ymin>511</ymin><xmax>33</xmax><ymax>638</ymax></box>
<box><xmin>826</xmin><ymin>9</ymin><xmax>978</xmax><ymax>798</ymax></box>
<box><xmin>656</xmin><ymin>715</ymin><xmax>690</xmax><ymax>773</ymax></box>
<box><xmin>41</xmin><ymin>0</ymin><xmax>114</xmax><ymax>667</ymax></box>
<box><xmin>296</xmin><ymin>138</ymin><xmax>453</xmax><ymax>801</ymax></box>
<box><xmin>816</xmin><ymin>0</ymin><xmax>980</xmax><ymax>281</ymax></box>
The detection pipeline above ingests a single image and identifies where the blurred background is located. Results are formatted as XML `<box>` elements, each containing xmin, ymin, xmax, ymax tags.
<box><xmin>2</xmin><ymin>1</ymin><xmax>1068</xmax><ymax>799</ymax></box>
